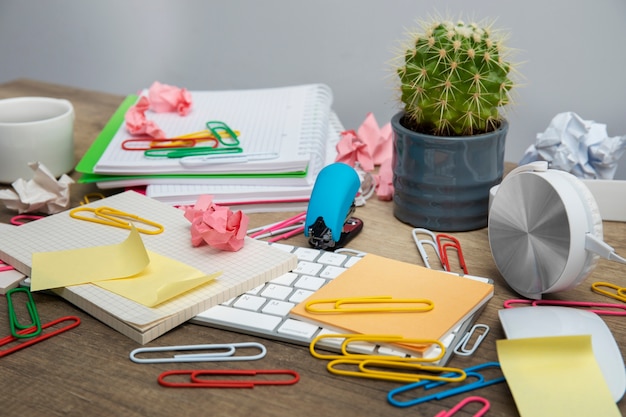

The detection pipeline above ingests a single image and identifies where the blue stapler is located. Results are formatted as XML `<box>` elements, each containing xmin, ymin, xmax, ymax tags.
<box><xmin>304</xmin><ymin>162</ymin><xmax>363</xmax><ymax>250</ymax></box>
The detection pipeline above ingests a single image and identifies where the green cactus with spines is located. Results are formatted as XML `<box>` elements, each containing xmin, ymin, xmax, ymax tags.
<box><xmin>397</xmin><ymin>18</ymin><xmax>516</xmax><ymax>136</ymax></box>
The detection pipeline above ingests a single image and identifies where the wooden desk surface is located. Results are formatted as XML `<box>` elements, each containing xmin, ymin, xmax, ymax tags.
<box><xmin>1</xmin><ymin>79</ymin><xmax>625</xmax><ymax>417</ymax></box>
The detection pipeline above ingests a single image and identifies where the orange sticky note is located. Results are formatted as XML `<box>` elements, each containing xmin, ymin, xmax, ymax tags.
<box><xmin>289</xmin><ymin>254</ymin><xmax>494</xmax><ymax>355</ymax></box>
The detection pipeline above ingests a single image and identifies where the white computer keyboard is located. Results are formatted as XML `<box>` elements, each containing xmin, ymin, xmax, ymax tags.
<box><xmin>191</xmin><ymin>243</ymin><xmax>481</xmax><ymax>365</ymax></box>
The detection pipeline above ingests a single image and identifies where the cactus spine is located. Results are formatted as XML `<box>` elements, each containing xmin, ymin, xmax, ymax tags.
<box><xmin>397</xmin><ymin>19</ymin><xmax>515</xmax><ymax>136</ymax></box>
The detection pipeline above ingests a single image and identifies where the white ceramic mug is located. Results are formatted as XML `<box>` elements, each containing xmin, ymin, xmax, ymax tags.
<box><xmin>0</xmin><ymin>96</ymin><xmax>75</xmax><ymax>183</ymax></box>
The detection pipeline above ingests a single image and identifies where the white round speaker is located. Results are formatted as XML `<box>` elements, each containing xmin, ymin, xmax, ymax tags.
<box><xmin>488</xmin><ymin>162</ymin><xmax>625</xmax><ymax>299</ymax></box>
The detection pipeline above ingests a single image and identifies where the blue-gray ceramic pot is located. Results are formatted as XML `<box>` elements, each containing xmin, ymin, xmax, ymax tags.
<box><xmin>391</xmin><ymin>111</ymin><xmax>508</xmax><ymax>231</ymax></box>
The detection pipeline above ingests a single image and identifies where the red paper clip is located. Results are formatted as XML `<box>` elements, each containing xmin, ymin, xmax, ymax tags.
<box><xmin>158</xmin><ymin>369</ymin><xmax>300</xmax><ymax>388</ymax></box>
<box><xmin>0</xmin><ymin>316</ymin><xmax>81</xmax><ymax>358</ymax></box>
<box><xmin>436</xmin><ymin>234</ymin><xmax>468</xmax><ymax>274</ymax></box>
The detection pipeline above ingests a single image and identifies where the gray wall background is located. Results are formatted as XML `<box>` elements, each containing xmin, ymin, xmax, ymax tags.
<box><xmin>2</xmin><ymin>0</ymin><xmax>626</xmax><ymax>178</ymax></box>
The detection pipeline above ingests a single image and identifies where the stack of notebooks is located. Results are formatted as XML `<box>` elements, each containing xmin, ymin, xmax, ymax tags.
<box><xmin>76</xmin><ymin>83</ymin><xmax>342</xmax><ymax>211</ymax></box>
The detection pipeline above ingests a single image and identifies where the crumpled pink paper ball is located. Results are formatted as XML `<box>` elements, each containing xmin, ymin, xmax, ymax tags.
<box><xmin>124</xmin><ymin>81</ymin><xmax>193</xmax><ymax>138</ymax></box>
<box><xmin>148</xmin><ymin>81</ymin><xmax>192</xmax><ymax>116</ymax></box>
<box><xmin>182</xmin><ymin>195</ymin><xmax>249</xmax><ymax>252</ymax></box>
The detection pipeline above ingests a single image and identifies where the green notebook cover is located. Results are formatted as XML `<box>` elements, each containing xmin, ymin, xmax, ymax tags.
<box><xmin>75</xmin><ymin>95</ymin><xmax>308</xmax><ymax>184</ymax></box>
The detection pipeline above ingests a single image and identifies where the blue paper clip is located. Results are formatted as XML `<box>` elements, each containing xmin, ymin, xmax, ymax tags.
<box><xmin>129</xmin><ymin>342</ymin><xmax>266</xmax><ymax>363</ymax></box>
<box><xmin>387</xmin><ymin>362</ymin><xmax>505</xmax><ymax>408</ymax></box>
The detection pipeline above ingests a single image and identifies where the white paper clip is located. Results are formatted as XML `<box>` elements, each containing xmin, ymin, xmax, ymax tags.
<box><xmin>411</xmin><ymin>228</ymin><xmax>442</xmax><ymax>269</ymax></box>
<box><xmin>179</xmin><ymin>152</ymin><xmax>278</xmax><ymax>168</ymax></box>
<box><xmin>129</xmin><ymin>342</ymin><xmax>267</xmax><ymax>364</ymax></box>
<box><xmin>454</xmin><ymin>324</ymin><xmax>489</xmax><ymax>356</ymax></box>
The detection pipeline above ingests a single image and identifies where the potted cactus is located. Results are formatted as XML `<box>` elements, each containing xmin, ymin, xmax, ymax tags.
<box><xmin>391</xmin><ymin>16</ymin><xmax>517</xmax><ymax>231</ymax></box>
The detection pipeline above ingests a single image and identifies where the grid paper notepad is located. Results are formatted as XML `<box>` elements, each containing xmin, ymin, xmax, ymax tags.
<box><xmin>0</xmin><ymin>191</ymin><xmax>297</xmax><ymax>344</ymax></box>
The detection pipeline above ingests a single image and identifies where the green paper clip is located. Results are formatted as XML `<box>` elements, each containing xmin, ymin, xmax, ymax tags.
<box><xmin>6</xmin><ymin>287</ymin><xmax>42</xmax><ymax>339</ymax></box>
<box><xmin>206</xmin><ymin>120</ymin><xmax>240</xmax><ymax>146</ymax></box>
<box><xmin>144</xmin><ymin>146</ymin><xmax>244</xmax><ymax>158</ymax></box>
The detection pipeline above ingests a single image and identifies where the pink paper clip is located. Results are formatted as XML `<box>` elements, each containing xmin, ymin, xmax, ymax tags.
<box><xmin>10</xmin><ymin>214</ymin><xmax>45</xmax><ymax>226</ymax></box>
<box><xmin>434</xmin><ymin>396</ymin><xmax>490</xmax><ymax>417</ymax></box>
<box><xmin>436</xmin><ymin>234</ymin><xmax>468</xmax><ymax>275</ymax></box>
<box><xmin>0</xmin><ymin>261</ymin><xmax>14</xmax><ymax>272</ymax></box>
<box><xmin>503</xmin><ymin>298</ymin><xmax>626</xmax><ymax>316</ymax></box>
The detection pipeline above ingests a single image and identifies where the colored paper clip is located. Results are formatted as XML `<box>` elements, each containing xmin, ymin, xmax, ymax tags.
<box><xmin>434</xmin><ymin>396</ymin><xmax>491</xmax><ymax>417</ymax></box>
<box><xmin>249</xmin><ymin>212</ymin><xmax>307</xmax><ymax>238</ymax></box>
<box><xmin>69</xmin><ymin>206</ymin><xmax>164</xmax><ymax>235</ymax></box>
<box><xmin>144</xmin><ymin>145</ymin><xmax>243</xmax><ymax>159</ymax></box>
<box><xmin>326</xmin><ymin>358</ymin><xmax>466</xmax><ymax>383</ymax></box>
<box><xmin>121</xmin><ymin>136</ymin><xmax>219</xmax><ymax>151</ymax></box>
<box><xmin>158</xmin><ymin>369</ymin><xmax>300</xmax><ymax>388</ymax></box>
<box><xmin>129</xmin><ymin>342</ymin><xmax>266</xmax><ymax>363</ymax></box>
<box><xmin>6</xmin><ymin>287</ymin><xmax>42</xmax><ymax>339</ymax></box>
<box><xmin>454</xmin><ymin>324</ymin><xmax>489</xmax><ymax>356</ymax></box>
<box><xmin>310</xmin><ymin>333</ymin><xmax>445</xmax><ymax>363</ymax></box>
<box><xmin>206</xmin><ymin>120</ymin><xmax>240</xmax><ymax>146</ymax></box>
<box><xmin>412</xmin><ymin>228</ymin><xmax>442</xmax><ymax>269</ymax></box>
<box><xmin>436</xmin><ymin>234</ymin><xmax>468</xmax><ymax>274</ymax></box>
<box><xmin>592</xmin><ymin>281</ymin><xmax>626</xmax><ymax>303</ymax></box>
<box><xmin>304</xmin><ymin>296</ymin><xmax>434</xmax><ymax>314</ymax></box>
<box><xmin>0</xmin><ymin>261</ymin><xmax>14</xmax><ymax>272</ymax></box>
<box><xmin>387</xmin><ymin>362</ymin><xmax>505</xmax><ymax>408</ymax></box>
<box><xmin>0</xmin><ymin>316</ymin><xmax>81</xmax><ymax>358</ymax></box>
<box><xmin>10</xmin><ymin>214</ymin><xmax>45</xmax><ymax>226</ymax></box>
<box><xmin>79</xmin><ymin>192</ymin><xmax>106</xmax><ymax>205</ymax></box>
<box><xmin>503</xmin><ymin>298</ymin><xmax>626</xmax><ymax>316</ymax></box>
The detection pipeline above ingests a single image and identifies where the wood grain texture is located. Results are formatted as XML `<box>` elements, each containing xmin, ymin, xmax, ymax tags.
<box><xmin>1</xmin><ymin>79</ymin><xmax>625</xmax><ymax>417</ymax></box>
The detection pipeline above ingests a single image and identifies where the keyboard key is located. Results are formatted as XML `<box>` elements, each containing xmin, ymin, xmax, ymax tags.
<box><xmin>260</xmin><ymin>284</ymin><xmax>293</xmax><ymax>301</ymax></box>
<box><xmin>262</xmin><ymin>300</ymin><xmax>295</xmax><ymax>317</ymax></box>
<box><xmin>277</xmin><ymin>319</ymin><xmax>319</xmax><ymax>341</ymax></box>
<box><xmin>268</xmin><ymin>243</ymin><xmax>294</xmax><ymax>253</ymax></box>
<box><xmin>293</xmin><ymin>247</ymin><xmax>322</xmax><ymax>262</ymax></box>
<box><xmin>318</xmin><ymin>251</ymin><xmax>347</xmax><ymax>266</ymax></box>
<box><xmin>246</xmin><ymin>284</ymin><xmax>264</xmax><ymax>295</ymax></box>
<box><xmin>294</xmin><ymin>275</ymin><xmax>326</xmax><ymax>291</ymax></box>
<box><xmin>344</xmin><ymin>256</ymin><xmax>363</xmax><ymax>268</ymax></box>
<box><xmin>319</xmin><ymin>265</ymin><xmax>347</xmax><ymax>279</ymax></box>
<box><xmin>233</xmin><ymin>294</ymin><xmax>266</xmax><ymax>311</ymax></box>
<box><xmin>293</xmin><ymin>261</ymin><xmax>323</xmax><ymax>276</ymax></box>
<box><xmin>289</xmin><ymin>289</ymin><xmax>314</xmax><ymax>303</ymax></box>
<box><xmin>270</xmin><ymin>272</ymin><xmax>298</xmax><ymax>286</ymax></box>
<box><xmin>196</xmin><ymin>305</ymin><xmax>282</xmax><ymax>332</ymax></box>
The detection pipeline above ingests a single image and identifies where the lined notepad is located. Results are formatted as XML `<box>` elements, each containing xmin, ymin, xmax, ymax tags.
<box><xmin>289</xmin><ymin>254</ymin><xmax>494</xmax><ymax>355</ymax></box>
<box><xmin>92</xmin><ymin>84</ymin><xmax>333</xmax><ymax>176</ymax></box>
<box><xmin>0</xmin><ymin>191</ymin><xmax>297</xmax><ymax>344</ymax></box>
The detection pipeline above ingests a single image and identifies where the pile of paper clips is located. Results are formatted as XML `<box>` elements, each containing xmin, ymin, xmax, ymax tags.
<box><xmin>309</xmin><ymin>333</ymin><xmax>504</xmax><ymax>413</ymax></box>
<box><xmin>412</xmin><ymin>228</ymin><xmax>468</xmax><ymax>274</ymax></box>
<box><xmin>1</xmin><ymin>287</ymin><xmax>80</xmax><ymax>357</ymax></box>
<box><xmin>129</xmin><ymin>342</ymin><xmax>300</xmax><ymax>389</ymax></box>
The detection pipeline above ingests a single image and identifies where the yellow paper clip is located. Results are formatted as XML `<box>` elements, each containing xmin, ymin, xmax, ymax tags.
<box><xmin>325</xmin><ymin>358</ymin><xmax>466</xmax><ymax>384</ymax></box>
<box><xmin>309</xmin><ymin>333</ymin><xmax>445</xmax><ymax>363</ymax></box>
<box><xmin>69</xmin><ymin>206</ymin><xmax>164</xmax><ymax>235</ymax></box>
<box><xmin>304</xmin><ymin>296</ymin><xmax>434</xmax><ymax>314</ymax></box>
<box><xmin>79</xmin><ymin>192</ymin><xmax>106</xmax><ymax>205</ymax></box>
<box><xmin>591</xmin><ymin>281</ymin><xmax>626</xmax><ymax>303</ymax></box>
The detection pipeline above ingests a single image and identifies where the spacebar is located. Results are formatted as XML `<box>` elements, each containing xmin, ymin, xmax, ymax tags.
<box><xmin>197</xmin><ymin>305</ymin><xmax>282</xmax><ymax>332</ymax></box>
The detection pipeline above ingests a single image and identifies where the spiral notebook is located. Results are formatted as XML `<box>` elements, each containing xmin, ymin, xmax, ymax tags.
<box><xmin>78</xmin><ymin>83</ymin><xmax>334</xmax><ymax>180</ymax></box>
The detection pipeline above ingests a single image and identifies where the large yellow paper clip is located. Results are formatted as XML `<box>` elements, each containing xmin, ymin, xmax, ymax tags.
<box><xmin>591</xmin><ymin>281</ymin><xmax>626</xmax><ymax>303</ymax></box>
<box><xmin>309</xmin><ymin>333</ymin><xmax>445</xmax><ymax>363</ymax></box>
<box><xmin>304</xmin><ymin>296</ymin><xmax>434</xmax><ymax>314</ymax></box>
<box><xmin>326</xmin><ymin>358</ymin><xmax>466</xmax><ymax>384</ymax></box>
<box><xmin>69</xmin><ymin>206</ymin><xmax>164</xmax><ymax>235</ymax></box>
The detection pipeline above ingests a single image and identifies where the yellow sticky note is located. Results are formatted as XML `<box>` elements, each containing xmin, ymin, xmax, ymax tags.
<box><xmin>496</xmin><ymin>335</ymin><xmax>621</xmax><ymax>417</ymax></box>
<box><xmin>31</xmin><ymin>225</ymin><xmax>150</xmax><ymax>291</ymax></box>
<box><xmin>95</xmin><ymin>251</ymin><xmax>220</xmax><ymax>307</ymax></box>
